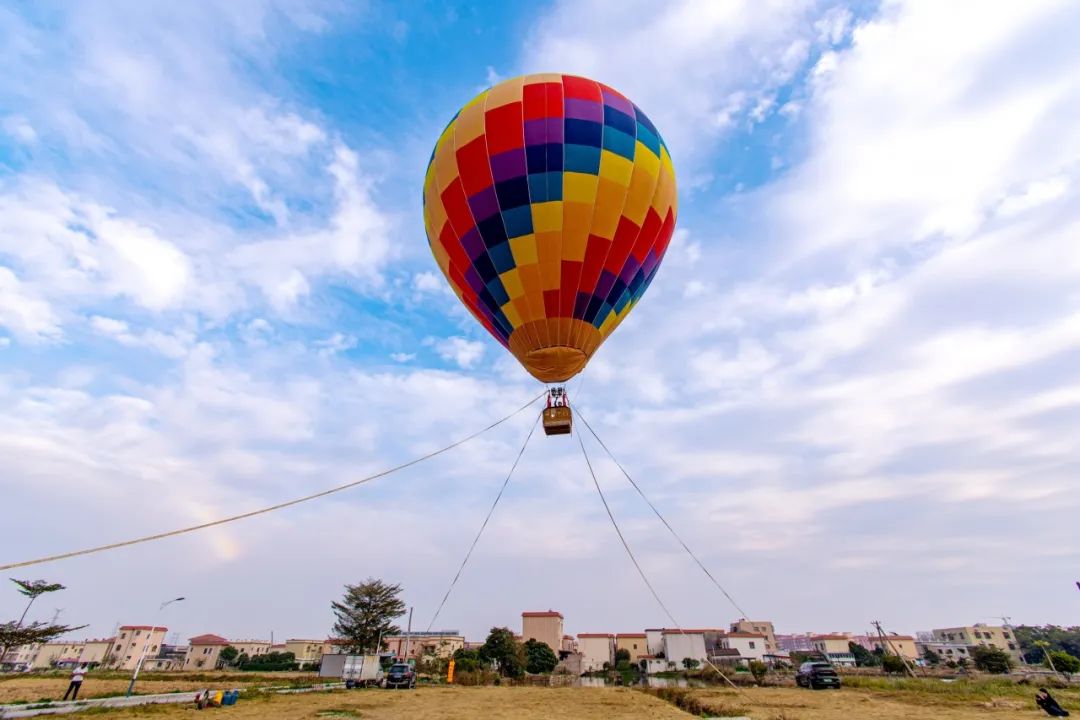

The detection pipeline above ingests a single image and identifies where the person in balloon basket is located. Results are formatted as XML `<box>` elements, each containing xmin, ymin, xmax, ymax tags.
<box><xmin>62</xmin><ymin>665</ymin><xmax>86</xmax><ymax>701</ymax></box>
<box><xmin>1037</xmin><ymin>687</ymin><xmax>1070</xmax><ymax>717</ymax></box>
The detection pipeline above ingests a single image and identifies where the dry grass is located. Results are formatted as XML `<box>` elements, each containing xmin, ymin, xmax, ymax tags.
<box><xmin>62</xmin><ymin>686</ymin><xmax>693</xmax><ymax>719</ymax></box>
<box><xmin>678</xmin><ymin>683</ymin><xmax>1080</xmax><ymax>719</ymax></box>
<box><xmin>5</xmin><ymin>677</ymin><xmax>1078</xmax><ymax>719</ymax></box>
<box><xmin>0</xmin><ymin>672</ymin><xmax>312</xmax><ymax>704</ymax></box>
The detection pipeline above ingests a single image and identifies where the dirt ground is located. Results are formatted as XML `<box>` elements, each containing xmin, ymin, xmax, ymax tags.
<box><xmin>17</xmin><ymin>684</ymin><xmax>1076</xmax><ymax>719</ymax></box>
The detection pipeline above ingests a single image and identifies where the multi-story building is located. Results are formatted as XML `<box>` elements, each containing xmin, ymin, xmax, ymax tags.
<box><xmin>722</xmin><ymin>632</ymin><xmax>767</xmax><ymax>662</ymax></box>
<box><xmin>521</xmin><ymin>611</ymin><xmax>564</xmax><ymax>654</ymax></box>
<box><xmin>112</xmin><ymin>626</ymin><xmax>168</xmax><ymax>670</ymax></box>
<box><xmin>730</xmin><ymin>620</ymin><xmax>778</xmax><ymax>655</ymax></box>
<box><xmin>853</xmin><ymin>634</ymin><xmax>920</xmax><ymax>662</ymax></box>
<box><xmin>145</xmin><ymin>645</ymin><xmax>188</xmax><ymax>671</ymax></box>
<box><xmin>662</xmin><ymin>630</ymin><xmax>708</xmax><ymax>667</ymax></box>
<box><xmin>776</xmin><ymin>633</ymin><xmax>814</xmax><ymax>652</ymax></box>
<box><xmin>916</xmin><ymin>640</ymin><xmax>972</xmax><ymax>665</ymax></box>
<box><xmin>810</xmin><ymin>635</ymin><xmax>856</xmax><ymax>666</ymax></box>
<box><xmin>80</xmin><ymin>639</ymin><xmax>116</xmax><ymax>668</ymax></box>
<box><xmin>644</xmin><ymin>629</ymin><xmax>665</xmax><ymax>656</ymax></box>
<box><xmin>577</xmin><ymin>634</ymin><xmax>615</xmax><ymax>672</ymax></box>
<box><xmin>383</xmin><ymin>632</ymin><xmax>465</xmax><ymax>661</ymax></box>
<box><xmin>284</xmin><ymin>639</ymin><xmax>325</xmax><ymax>668</ymax></box>
<box><xmin>931</xmin><ymin>624</ymin><xmax>1021</xmax><ymax>660</ymax></box>
<box><xmin>231</xmin><ymin>640</ymin><xmax>272</xmax><ymax>660</ymax></box>
<box><xmin>27</xmin><ymin>641</ymin><xmax>85</xmax><ymax>669</ymax></box>
<box><xmin>560</xmin><ymin>635</ymin><xmax>577</xmax><ymax>655</ymax></box>
<box><xmin>615</xmin><ymin>633</ymin><xmax>648</xmax><ymax>661</ymax></box>
<box><xmin>184</xmin><ymin>634</ymin><xmax>230</xmax><ymax>670</ymax></box>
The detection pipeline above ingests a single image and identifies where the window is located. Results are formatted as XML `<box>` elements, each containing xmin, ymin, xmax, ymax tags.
<box><xmin>120</xmin><ymin>633</ymin><xmax>127</xmax><ymax>639</ymax></box>
<box><xmin>1008</xmin><ymin>643</ymin><xmax>1016</xmax><ymax>650</ymax></box>
<box><xmin>633</xmin><ymin>643</ymin><xmax>638</xmax><ymax>650</ymax></box>
<box><xmin>749</xmin><ymin>642</ymin><xmax>756</xmax><ymax>649</ymax></box>
<box><xmin>1003</xmin><ymin>633</ymin><xmax>1011</xmax><ymax>639</ymax></box>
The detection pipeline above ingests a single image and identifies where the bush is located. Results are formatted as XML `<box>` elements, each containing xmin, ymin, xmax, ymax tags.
<box><xmin>748</xmin><ymin>660</ymin><xmax>768</xmax><ymax>684</ymax></box>
<box><xmin>881</xmin><ymin>655</ymin><xmax>907</xmax><ymax>674</ymax></box>
<box><xmin>970</xmin><ymin>646</ymin><xmax>1012</xmax><ymax>674</ymax></box>
<box><xmin>1046</xmin><ymin>650</ymin><xmax>1080</xmax><ymax>676</ymax></box>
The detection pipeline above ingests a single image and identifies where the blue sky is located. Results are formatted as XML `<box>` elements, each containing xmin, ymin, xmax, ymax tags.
<box><xmin>2</xmin><ymin>0</ymin><xmax>1079</xmax><ymax>645</ymax></box>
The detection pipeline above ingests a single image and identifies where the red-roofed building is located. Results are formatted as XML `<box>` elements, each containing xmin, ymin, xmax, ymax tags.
<box><xmin>184</xmin><ymin>634</ymin><xmax>230</xmax><ymax>670</ymax></box>
<box><xmin>811</xmin><ymin>634</ymin><xmax>856</xmax><ymax>666</ymax></box>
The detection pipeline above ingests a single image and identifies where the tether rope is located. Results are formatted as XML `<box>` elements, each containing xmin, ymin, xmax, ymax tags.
<box><xmin>576</xmin><ymin>431</ymin><xmax>740</xmax><ymax>691</ymax></box>
<box><xmin>0</xmin><ymin>391</ymin><xmax>546</xmax><ymax>572</ymax></box>
<box><xmin>576</xmin><ymin>410</ymin><xmax>750</xmax><ymax>619</ymax></box>
<box><xmin>425</xmin><ymin>415</ymin><xmax>540</xmax><ymax>633</ymax></box>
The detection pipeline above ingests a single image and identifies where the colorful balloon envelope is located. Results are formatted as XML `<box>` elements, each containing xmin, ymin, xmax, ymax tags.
<box><xmin>423</xmin><ymin>74</ymin><xmax>677</xmax><ymax>383</ymax></box>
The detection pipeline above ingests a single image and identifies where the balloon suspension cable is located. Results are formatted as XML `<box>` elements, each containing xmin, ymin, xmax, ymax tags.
<box><xmin>576</xmin><ymin>431</ymin><xmax>741</xmax><ymax>692</ymax></box>
<box><xmin>575</xmin><ymin>409</ymin><xmax>750</xmax><ymax>620</ymax></box>
<box><xmin>425</xmin><ymin>415</ymin><xmax>540</xmax><ymax>633</ymax></box>
<box><xmin>0</xmin><ymin>391</ymin><xmax>547</xmax><ymax>572</ymax></box>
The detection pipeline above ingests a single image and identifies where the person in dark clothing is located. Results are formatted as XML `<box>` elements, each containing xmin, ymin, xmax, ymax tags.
<box><xmin>1037</xmin><ymin>687</ymin><xmax>1070</xmax><ymax>717</ymax></box>
<box><xmin>62</xmin><ymin>666</ymin><xmax>85</xmax><ymax>701</ymax></box>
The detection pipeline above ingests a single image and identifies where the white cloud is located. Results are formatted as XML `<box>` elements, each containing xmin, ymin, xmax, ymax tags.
<box><xmin>0</xmin><ymin>267</ymin><xmax>60</xmax><ymax>341</ymax></box>
<box><xmin>391</xmin><ymin>352</ymin><xmax>416</xmax><ymax>363</ymax></box>
<box><xmin>429</xmin><ymin>336</ymin><xmax>485</xmax><ymax>369</ymax></box>
<box><xmin>412</xmin><ymin>271</ymin><xmax>443</xmax><ymax>293</ymax></box>
<box><xmin>521</xmin><ymin>0</ymin><xmax>839</xmax><ymax>169</ymax></box>
<box><xmin>89</xmin><ymin>314</ymin><xmax>194</xmax><ymax>358</ymax></box>
<box><xmin>2</xmin><ymin>114</ymin><xmax>37</xmax><ymax>143</ymax></box>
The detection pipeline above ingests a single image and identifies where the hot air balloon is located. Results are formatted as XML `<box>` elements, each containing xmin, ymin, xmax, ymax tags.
<box><xmin>423</xmin><ymin>74</ymin><xmax>677</xmax><ymax>434</ymax></box>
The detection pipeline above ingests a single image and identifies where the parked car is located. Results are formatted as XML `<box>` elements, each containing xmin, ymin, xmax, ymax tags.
<box><xmin>795</xmin><ymin>661</ymin><xmax>841</xmax><ymax>689</ymax></box>
<box><xmin>384</xmin><ymin>663</ymin><xmax>416</xmax><ymax>689</ymax></box>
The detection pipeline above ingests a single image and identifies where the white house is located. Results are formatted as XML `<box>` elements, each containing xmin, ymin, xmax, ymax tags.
<box><xmin>722</xmin><ymin>633</ymin><xmax>767</xmax><ymax>663</ymax></box>
<box><xmin>645</xmin><ymin>629</ymin><xmax>665</xmax><ymax>656</ymax></box>
<box><xmin>577</xmin><ymin>634</ymin><xmax>614</xmax><ymax>672</ymax></box>
<box><xmin>640</xmin><ymin>656</ymin><xmax>671</xmax><ymax>675</ymax></box>
<box><xmin>662</xmin><ymin>631</ymin><xmax>707</xmax><ymax>667</ymax></box>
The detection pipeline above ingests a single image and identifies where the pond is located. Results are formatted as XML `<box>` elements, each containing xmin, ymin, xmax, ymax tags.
<box><xmin>576</xmin><ymin>675</ymin><xmax>711</xmax><ymax>688</ymax></box>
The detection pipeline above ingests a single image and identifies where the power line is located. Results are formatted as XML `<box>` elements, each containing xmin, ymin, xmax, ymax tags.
<box><xmin>576</xmin><ymin>410</ymin><xmax>749</xmax><ymax>619</ymax></box>
<box><xmin>0</xmin><ymin>391</ymin><xmax>546</xmax><ymax>572</ymax></box>
<box><xmin>425</xmin><ymin>415</ymin><xmax>540</xmax><ymax>633</ymax></box>
<box><xmin>576</xmin><ymin>431</ymin><xmax>739</xmax><ymax>691</ymax></box>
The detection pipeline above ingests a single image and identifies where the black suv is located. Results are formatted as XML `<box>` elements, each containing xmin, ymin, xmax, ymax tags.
<box><xmin>795</xmin><ymin>661</ymin><xmax>841</xmax><ymax>689</ymax></box>
<box><xmin>385</xmin><ymin>663</ymin><xmax>416</xmax><ymax>689</ymax></box>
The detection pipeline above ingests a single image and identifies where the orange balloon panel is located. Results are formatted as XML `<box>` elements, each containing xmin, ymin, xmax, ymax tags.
<box><xmin>423</xmin><ymin>74</ymin><xmax>677</xmax><ymax>383</ymax></box>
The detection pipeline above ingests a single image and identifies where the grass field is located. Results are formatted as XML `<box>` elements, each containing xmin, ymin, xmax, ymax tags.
<box><xmin>5</xmin><ymin>680</ymin><xmax>1072</xmax><ymax>719</ymax></box>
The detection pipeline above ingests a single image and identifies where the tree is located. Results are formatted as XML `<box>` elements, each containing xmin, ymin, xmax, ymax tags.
<box><xmin>331</xmin><ymin>578</ymin><xmax>406</xmax><ymax>654</ymax></box>
<box><xmin>848</xmin><ymin>642</ymin><xmax>882</xmax><ymax>667</ymax></box>
<box><xmin>1016</xmin><ymin>626</ymin><xmax>1080</xmax><ymax>664</ymax></box>
<box><xmin>480</xmin><ymin>627</ymin><xmax>525</xmax><ymax>678</ymax></box>
<box><xmin>219</xmin><ymin>646</ymin><xmax>239</xmax><ymax>669</ymax></box>
<box><xmin>682</xmin><ymin>658</ymin><xmax>700</xmax><ymax>670</ymax></box>
<box><xmin>971</xmin><ymin>646</ymin><xmax>1012</xmax><ymax>674</ymax></box>
<box><xmin>241</xmin><ymin>651</ymin><xmax>296</xmax><ymax>671</ymax></box>
<box><xmin>1</xmin><ymin>579</ymin><xmax>83</xmax><ymax>661</ymax></box>
<box><xmin>523</xmin><ymin>639</ymin><xmax>558</xmax><ymax>674</ymax></box>
<box><xmin>922</xmin><ymin>647</ymin><xmax>941</xmax><ymax>666</ymax></box>
<box><xmin>748</xmin><ymin>660</ymin><xmax>768</xmax><ymax>685</ymax></box>
<box><xmin>881</xmin><ymin>655</ymin><xmax>907</xmax><ymax>674</ymax></box>
<box><xmin>1046</xmin><ymin>650</ymin><xmax>1080</xmax><ymax>677</ymax></box>
<box><xmin>236</xmin><ymin>652</ymin><xmax>250</xmax><ymax>668</ymax></box>
<box><xmin>615</xmin><ymin>648</ymin><xmax>631</xmax><ymax>664</ymax></box>
<box><xmin>452</xmin><ymin>648</ymin><xmax>481</xmax><ymax>673</ymax></box>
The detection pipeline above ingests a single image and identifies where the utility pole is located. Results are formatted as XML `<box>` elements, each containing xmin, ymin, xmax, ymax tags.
<box><xmin>126</xmin><ymin>597</ymin><xmax>185</xmax><ymax>697</ymax></box>
<box><xmin>402</xmin><ymin>607</ymin><xmax>414</xmax><ymax>662</ymax></box>
<box><xmin>872</xmin><ymin>621</ymin><xmax>917</xmax><ymax>678</ymax></box>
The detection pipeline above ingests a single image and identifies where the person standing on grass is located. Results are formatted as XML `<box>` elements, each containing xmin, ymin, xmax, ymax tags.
<box><xmin>1037</xmin><ymin>687</ymin><xmax>1070</xmax><ymax>717</ymax></box>
<box><xmin>62</xmin><ymin>665</ymin><xmax>85</xmax><ymax>701</ymax></box>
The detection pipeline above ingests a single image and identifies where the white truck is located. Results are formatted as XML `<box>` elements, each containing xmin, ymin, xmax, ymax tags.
<box><xmin>319</xmin><ymin>654</ymin><xmax>384</xmax><ymax>688</ymax></box>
